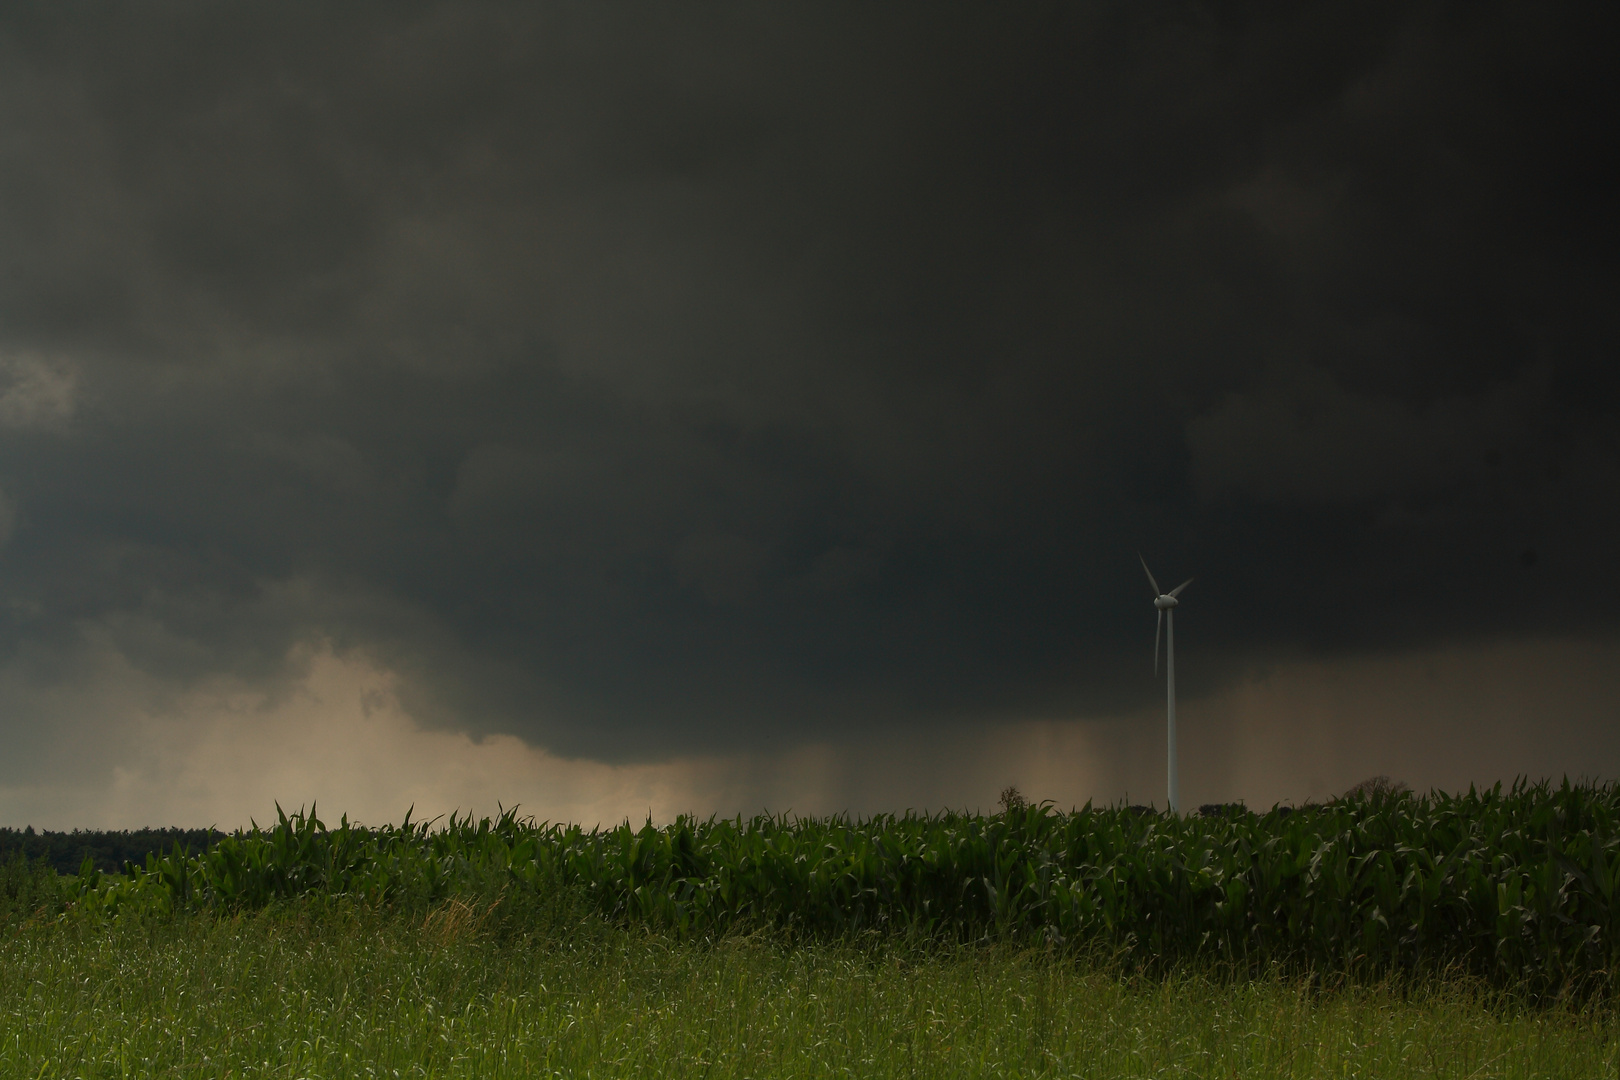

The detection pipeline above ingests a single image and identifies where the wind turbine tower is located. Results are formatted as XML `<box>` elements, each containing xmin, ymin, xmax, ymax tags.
<box><xmin>1139</xmin><ymin>554</ymin><xmax>1192</xmax><ymax>814</ymax></box>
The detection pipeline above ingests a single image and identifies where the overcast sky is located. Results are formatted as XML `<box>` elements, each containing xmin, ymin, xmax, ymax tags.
<box><xmin>2</xmin><ymin>2</ymin><xmax>1616</xmax><ymax>828</ymax></box>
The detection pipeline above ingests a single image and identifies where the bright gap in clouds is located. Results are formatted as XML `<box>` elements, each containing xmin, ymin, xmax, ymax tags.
<box><xmin>1</xmin><ymin>636</ymin><xmax>1616</xmax><ymax>831</ymax></box>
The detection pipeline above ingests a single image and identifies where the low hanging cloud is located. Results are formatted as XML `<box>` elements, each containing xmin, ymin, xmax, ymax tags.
<box><xmin>4</xmin><ymin>629</ymin><xmax>1616</xmax><ymax>831</ymax></box>
<box><xmin>0</xmin><ymin>487</ymin><xmax>14</xmax><ymax>551</ymax></box>
<box><xmin>0</xmin><ymin>2</ymin><xmax>1616</xmax><ymax>822</ymax></box>
<box><xmin>1186</xmin><ymin>363</ymin><xmax>1544</xmax><ymax>504</ymax></box>
<box><xmin>0</xmin><ymin>352</ymin><xmax>77</xmax><ymax>431</ymax></box>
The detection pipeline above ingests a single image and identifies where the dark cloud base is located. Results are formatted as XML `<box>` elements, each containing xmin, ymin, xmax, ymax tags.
<box><xmin>0</xmin><ymin>1</ymin><xmax>1615</xmax><ymax>768</ymax></box>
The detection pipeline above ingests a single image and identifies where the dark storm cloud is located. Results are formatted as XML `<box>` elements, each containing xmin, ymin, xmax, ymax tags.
<box><xmin>0</xmin><ymin>1</ymin><xmax>1615</xmax><ymax>763</ymax></box>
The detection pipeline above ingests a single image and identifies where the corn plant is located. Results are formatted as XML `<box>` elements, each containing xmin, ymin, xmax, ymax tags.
<box><xmin>81</xmin><ymin>779</ymin><xmax>1620</xmax><ymax>993</ymax></box>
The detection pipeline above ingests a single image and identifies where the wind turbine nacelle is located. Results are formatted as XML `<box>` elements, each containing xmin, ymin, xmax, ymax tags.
<box><xmin>1154</xmin><ymin>595</ymin><xmax>1178</xmax><ymax>609</ymax></box>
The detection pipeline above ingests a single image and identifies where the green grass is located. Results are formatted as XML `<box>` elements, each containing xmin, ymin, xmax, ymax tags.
<box><xmin>2</xmin><ymin>905</ymin><xmax>1615</xmax><ymax>1079</ymax></box>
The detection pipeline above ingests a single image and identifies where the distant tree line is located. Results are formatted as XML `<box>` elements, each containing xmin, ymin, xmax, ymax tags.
<box><xmin>0</xmin><ymin>827</ymin><xmax>225</xmax><ymax>875</ymax></box>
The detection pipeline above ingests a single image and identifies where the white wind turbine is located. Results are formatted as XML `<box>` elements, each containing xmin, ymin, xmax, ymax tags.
<box><xmin>1139</xmin><ymin>554</ymin><xmax>1192</xmax><ymax>814</ymax></box>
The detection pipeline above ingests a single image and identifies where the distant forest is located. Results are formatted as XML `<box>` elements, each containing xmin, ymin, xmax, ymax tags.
<box><xmin>0</xmin><ymin>827</ymin><xmax>225</xmax><ymax>875</ymax></box>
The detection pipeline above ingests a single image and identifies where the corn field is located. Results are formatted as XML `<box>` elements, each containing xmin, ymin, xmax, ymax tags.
<box><xmin>63</xmin><ymin>779</ymin><xmax>1620</xmax><ymax>993</ymax></box>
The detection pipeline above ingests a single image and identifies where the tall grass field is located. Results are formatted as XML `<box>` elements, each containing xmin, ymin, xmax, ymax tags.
<box><xmin>3</xmin><ymin>779</ymin><xmax>1618</xmax><ymax>1077</ymax></box>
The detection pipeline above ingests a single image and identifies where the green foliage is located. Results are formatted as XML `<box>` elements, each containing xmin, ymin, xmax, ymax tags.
<box><xmin>0</xmin><ymin>850</ymin><xmax>82</xmax><ymax>923</ymax></box>
<box><xmin>63</xmin><ymin>780</ymin><xmax>1620</xmax><ymax>995</ymax></box>
<box><xmin>0</xmin><ymin>826</ymin><xmax>225</xmax><ymax>875</ymax></box>
<box><xmin>1</xmin><ymin>851</ymin><xmax>53</xmax><ymax>922</ymax></box>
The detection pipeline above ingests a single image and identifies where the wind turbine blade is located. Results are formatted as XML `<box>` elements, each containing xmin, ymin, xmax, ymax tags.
<box><xmin>1169</xmin><ymin>577</ymin><xmax>1194</xmax><ymax>598</ymax></box>
<box><xmin>1138</xmin><ymin>552</ymin><xmax>1161</xmax><ymax>596</ymax></box>
<box><xmin>1154</xmin><ymin>608</ymin><xmax>1162</xmax><ymax>675</ymax></box>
